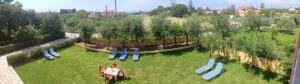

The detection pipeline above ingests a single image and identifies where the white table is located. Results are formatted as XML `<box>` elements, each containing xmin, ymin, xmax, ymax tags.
<box><xmin>104</xmin><ymin>67</ymin><xmax>120</xmax><ymax>76</ymax></box>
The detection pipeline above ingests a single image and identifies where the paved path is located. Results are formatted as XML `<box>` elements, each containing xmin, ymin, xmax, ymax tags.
<box><xmin>0</xmin><ymin>32</ymin><xmax>79</xmax><ymax>84</ymax></box>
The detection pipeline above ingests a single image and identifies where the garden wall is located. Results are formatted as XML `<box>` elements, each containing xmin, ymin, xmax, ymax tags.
<box><xmin>90</xmin><ymin>36</ymin><xmax>188</xmax><ymax>48</ymax></box>
<box><xmin>216</xmin><ymin>49</ymin><xmax>284</xmax><ymax>74</ymax></box>
<box><xmin>4</xmin><ymin>37</ymin><xmax>78</xmax><ymax>66</ymax></box>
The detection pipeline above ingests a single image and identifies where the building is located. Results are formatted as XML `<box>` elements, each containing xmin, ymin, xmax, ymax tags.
<box><xmin>236</xmin><ymin>6</ymin><xmax>260</xmax><ymax>16</ymax></box>
<box><xmin>100</xmin><ymin>10</ymin><xmax>114</xmax><ymax>17</ymax></box>
<box><xmin>60</xmin><ymin>9</ymin><xmax>76</xmax><ymax>14</ymax></box>
<box><xmin>204</xmin><ymin>10</ymin><xmax>213</xmax><ymax>15</ymax></box>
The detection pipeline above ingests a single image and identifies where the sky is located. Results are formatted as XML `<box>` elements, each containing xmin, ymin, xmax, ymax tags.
<box><xmin>14</xmin><ymin>0</ymin><xmax>300</xmax><ymax>12</ymax></box>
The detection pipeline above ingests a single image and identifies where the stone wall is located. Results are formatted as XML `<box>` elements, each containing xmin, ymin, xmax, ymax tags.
<box><xmin>90</xmin><ymin>36</ymin><xmax>187</xmax><ymax>48</ymax></box>
<box><xmin>216</xmin><ymin>49</ymin><xmax>284</xmax><ymax>74</ymax></box>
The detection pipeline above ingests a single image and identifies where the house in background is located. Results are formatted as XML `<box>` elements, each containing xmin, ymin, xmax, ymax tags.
<box><xmin>236</xmin><ymin>6</ymin><xmax>260</xmax><ymax>16</ymax></box>
<box><xmin>60</xmin><ymin>9</ymin><xmax>76</xmax><ymax>14</ymax></box>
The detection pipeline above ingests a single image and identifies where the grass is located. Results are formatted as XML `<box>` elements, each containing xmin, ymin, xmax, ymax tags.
<box><xmin>14</xmin><ymin>45</ymin><xmax>284</xmax><ymax>84</ymax></box>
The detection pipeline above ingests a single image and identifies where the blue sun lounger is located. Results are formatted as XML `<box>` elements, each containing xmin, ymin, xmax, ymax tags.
<box><xmin>109</xmin><ymin>48</ymin><xmax>118</xmax><ymax>59</ymax></box>
<box><xmin>195</xmin><ymin>58</ymin><xmax>215</xmax><ymax>74</ymax></box>
<box><xmin>202</xmin><ymin>62</ymin><xmax>224</xmax><ymax>80</ymax></box>
<box><xmin>119</xmin><ymin>48</ymin><xmax>127</xmax><ymax>61</ymax></box>
<box><xmin>49</xmin><ymin>48</ymin><xmax>60</xmax><ymax>57</ymax></box>
<box><xmin>133</xmin><ymin>48</ymin><xmax>139</xmax><ymax>61</ymax></box>
<box><xmin>43</xmin><ymin>50</ymin><xmax>54</xmax><ymax>60</ymax></box>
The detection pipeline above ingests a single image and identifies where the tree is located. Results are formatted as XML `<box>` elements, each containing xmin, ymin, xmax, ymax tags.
<box><xmin>171</xmin><ymin>4</ymin><xmax>189</xmax><ymax>17</ymax></box>
<box><xmin>40</xmin><ymin>13</ymin><xmax>64</xmax><ymax>40</ymax></box>
<box><xmin>118</xmin><ymin>17</ymin><xmax>132</xmax><ymax>47</ymax></box>
<box><xmin>0</xmin><ymin>3</ymin><xmax>23</xmax><ymax>43</ymax></box>
<box><xmin>293</xmin><ymin>15</ymin><xmax>300</xmax><ymax>25</ymax></box>
<box><xmin>211</xmin><ymin>15</ymin><xmax>231</xmax><ymax>57</ymax></box>
<box><xmin>0</xmin><ymin>0</ymin><xmax>13</xmax><ymax>4</ymax></box>
<box><xmin>223</xmin><ymin>5</ymin><xmax>236</xmax><ymax>15</ymax></box>
<box><xmin>79</xmin><ymin>23</ymin><xmax>95</xmax><ymax>46</ymax></box>
<box><xmin>196</xmin><ymin>7</ymin><xmax>204</xmax><ymax>15</ymax></box>
<box><xmin>202</xmin><ymin>34</ymin><xmax>220</xmax><ymax>58</ymax></box>
<box><xmin>129</xmin><ymin>16</ymin><xmax>145</xmax><ymax>48</ymax></box>
<box><xmin>100</xmin><ymin>19</ymin><xmax>118</xmax><ymax>49</ymax></box>
<box><xmin>14</xmin><ymin>25</ymin><xmax>38</xmax><ymax>42</ymax></box>
<box><xmin>276</xmin><ymin>17</ymin><xmax>296</xmax><ymax>34</ymax></box>
<box><xmin>169</xmin><ymin>23</ymin><xmax>184</xmax><ymax>47</ymax></box>
<box><xmin>184</xmin><ymin>15</ymin><xmax>203</xmax><ymax>45</ymax></box>
<box><xmin>149</xmin><ymin>5</ymin><xmax>165</xmax><ymax>16</ymax></box>
<box><xmin>188</xmin><ymin>0</ymin><xmax>195</xmax><ymax>12</ymax></box>
<box><xmin>243</xmin><ymin>13</ymin><xmax>262</xmax><ymax>31</ymax></box>
<box><xmin>150</xmin><ymin>15</ymin><xmax>171</xmax><ymax>49</ymax></box>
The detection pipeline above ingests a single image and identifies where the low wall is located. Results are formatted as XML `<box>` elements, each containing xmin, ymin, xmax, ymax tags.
<box><xmin>3</xmin><ymin>37</ymin><xmax>78</xmax><ymax>66</ymax></box>
<box><xmin>216</xmin><ymin>49</ymin><xmax>284</xmax><ymax>74</ymax></box>
<box><xmin>76</xmin><ymin>43</ymin><xmax>195</xmax><ymax>54</ymax></box>
<box><xmin>90</xmin><ymin>36</ymin><xmax>188</xmax><ymax>48</ymax></box>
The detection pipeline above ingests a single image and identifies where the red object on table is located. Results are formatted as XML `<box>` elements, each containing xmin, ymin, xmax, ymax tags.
<box><xmin>113</xmin><ymin>63</ymin><xmax>118</xmax><ymax>68</ymax></box>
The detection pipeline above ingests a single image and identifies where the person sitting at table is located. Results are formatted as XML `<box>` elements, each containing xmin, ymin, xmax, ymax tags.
<box><xmin>98</xmin><ymin>65</ymin><xmax>106</xmax><ymax>77</ymax></box>
<box><xmin>117</xmin><ymin>70</ymin><xmax>125</xmax><ymax>80</ymax></box>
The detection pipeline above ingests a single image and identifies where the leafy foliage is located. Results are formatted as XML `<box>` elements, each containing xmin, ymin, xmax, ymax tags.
<box><xmin>171</xmin><ymin>4</ymin><xmax>189</xmax><ymax>17</ymax></box>
<box><xmin>40</xmin><ymin>13</ymin><xmax>64</xmax><ymax>40</ymax></box>
<box><xmin>150</xmin><ymin>15</ymin><xmax>171</xmax><ymax>48</ymax></box>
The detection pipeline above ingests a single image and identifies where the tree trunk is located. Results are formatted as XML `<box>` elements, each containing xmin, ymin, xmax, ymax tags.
<box><xmin>107</xmin><ymin>39</ymin><xmax>111</xmax><ymax>50</ymax></box>
<box><xmin>163</xmin><ymin>37</ymin><xmax>166</xmax><ymax>49</ymax></box>
<box><xmin>174</xmin><ymin>35</ymin><xmax>177</xmax><ymax>48</ymax></box>
<box><xmin>185</xmin><ymin>32</ymin><xmax>188</xmax><ymax>46</ymax></box>
<box><xmin>135</xmin><ymin>35</ymin><xmax>140</xmax><ymax>48</ymax></box>
<box><xmin>209</xmin><ymin>45</ymin><xmax>212</xmax><ymax>58</ymax></box>
<box><xmin>122</xmin><ymin>40</ymin><xmax>126</xmax><ymax>48</ymax></box>
<box><xmin>249</xmin><ymin>56</ymin><xmax>254</xmax><ymax>76</ymax></box>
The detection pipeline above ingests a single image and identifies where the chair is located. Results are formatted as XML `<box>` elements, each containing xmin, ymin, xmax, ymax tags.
<box><xmin>99</xmin><ymin>66</ymin><xmax>106</xmax><ymax>77</ymax></box>
<box><xmin>43</xmin><ymin>50</ymin><xmax>54</xmax><ymax>60</ymax></box>
<box><xmin>119</xmin><ymin>48</ymin><xmax>127</xmax><ymax>61</ymax></box>
<box><xmin>133</xmin><ymin>48</ymin><xmax>139</xmax><ymax>61</ymax></box>
<box><xmin>49</xmin><ymin>48</ymin><xmax>60</xmax><ymax>57</ymax></box>
<box><xmin>109</xmin><ymin>48</ymin><xmax>118</xmax><ymax>60</ymax></box>
<box><xmin>117</xmin><ymin>70</ymin><xmax>125</xmax><ymax>80</ymax></box>
<box><xmin>195</xmin><ymin>58</ymin><xmax>215</xmax><ymax>74</ymax></box>
<box><xmin>202</xmin><ymin>62</ymin><xmax>224</xmax><ymax>80</ymax></box>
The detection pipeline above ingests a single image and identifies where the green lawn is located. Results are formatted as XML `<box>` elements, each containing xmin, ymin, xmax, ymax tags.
<box><xmin>14</xmin><ymin>45</ymin><xmax>284</xmax><ymax>84</ymax></box>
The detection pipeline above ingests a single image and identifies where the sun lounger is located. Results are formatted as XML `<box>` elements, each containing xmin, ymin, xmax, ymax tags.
<box><xmin>119</xmin><ymin>48</ymin><xmax>127</xmax><ymax>61</ymax></box>
<box><xmin>195</xmin><ymin>58</ymin><xmax>215</xmax><ymax>74</ymax></box>
<box><xmin>202</xmin><ymin>62</ymin><xmax>224</xmax><ymax>80</ymax></box>
<box><xmin>43</xmin><ymin>50</ymin><xmax>54</xmax><ymax>59</ymax></box>
<box><xmin>133</xmin><ymin>48</ymin><xmax>139</xmax><ymax>61</ymax></box>
<box><xmin>49</xmin><ymin>48</ymin><xmax>60</xmax><ymax>57</ymax></box>
<box><xmin>109</xmin><ymin>48</ymin><xmax>118</xmax><ymax>59</ymax></box>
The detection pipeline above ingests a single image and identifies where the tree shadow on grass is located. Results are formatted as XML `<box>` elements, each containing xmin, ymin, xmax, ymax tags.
<box><xmin>85</xmin><ymin>48</ymin><xmax>99</xmax><ymax>52</ymax></box>
<box><xmin>215</xmin><ymin>56</ymin><xmax>237</xmax><ymax>64</ymax></box>
<box><xmin>195</xmin><ymin>45</ymin><xmax>209</xmax><ymax>53</ymax></box>
<box><xmin>108</xmin><ymin>76</ymin><xmax>131</xmax><ymax>84</ymax></box>
<box><xmin>277</xmin><ymin>75</ymin><xmax>289</xmax><ymax>84</ymax></box>
<box><xmin>242</xmin><ymin>64</ymin><xmax>279</xmax><ymax>82</ymax></box>
<box><xmin>160</xmin><ymin>47</ymin><xmax>194</xmax><ymax>56</ymax></box>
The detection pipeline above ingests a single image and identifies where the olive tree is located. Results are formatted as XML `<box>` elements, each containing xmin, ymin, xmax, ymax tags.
<box><xmin>150</xmin><ymin>15</ymin><xmax>171</xmax><ymax>49</ymax></box>
<box><xmin>211</xmin><ymin>15</ymin><xmax>231</xmax><ymax>57</ymax></box>
<box><xmin>100</xmin><ymin>19</ymin><xmax>118</xmax><ymax>49</ymax></box>
<box><xmin>183</xmin><ymin>15</ymin><xmax>203</xmax><ymax>45</ymax></box>
<box><xmin>169</xmin><ymin>23</ymin><xmax>184</xmax><ymax>47</ymax></box>
<box><xmin>79</xmin><ymin>23</ymin><xmax>95</xmax><ymax>46</ymax></box>
<box><xmin>129</xmin><ymin>16</ymin><xmax>145</xmax><ymax>48</ymax></box>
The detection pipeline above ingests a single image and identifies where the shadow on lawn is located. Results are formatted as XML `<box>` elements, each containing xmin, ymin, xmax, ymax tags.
<box><xmin>160</xmin><ymin>47</ymin><xmax>194</xmax><ymax>56</ymax></box>
<box><xmin>108</xmin><ymin>76</ymin><xmax>131</xmax><ymax>84</ymax></box>
<box><xmin>242</xmin><ymin>64</ymin><xmax>281</xmax><ymax>82</ymax></box>
<box><xmin>215</xmin><ymin>56</ymin><xmax>237</xmax><ymax>64</ymax></box>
